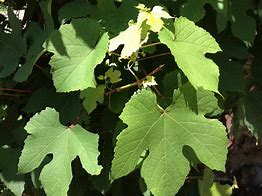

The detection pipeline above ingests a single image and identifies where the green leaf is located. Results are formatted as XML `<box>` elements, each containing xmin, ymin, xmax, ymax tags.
<box><xmin>0</xmin><ymin>6</ymin><xmax>26</xmax><ymax>77</ymax></box>
<box><xmin>180</xmin><ymin>0</ymin><xmax>256</xmax><ymax>42</ymax></box>
<box><xmin>175</xmin><ymin>83</ymin><xmax>223</xmax><ymax>116</ymax></box>
<box><xmin>105</xmin><ymin>68</ymin><xmax>122</xmax><ymax>83</ymax></box>
<box><xmin>198</xmin><ymin>168</ymin><xmax>232</xmax><ymax>196</ymax></box>
<box><xmin>212</xmin><ymin>53</ymin><xmax>245</xmax><ymax>93</ymax></box>
<box><xmin>44</xmin><ymin>18</ymin><xmax>109</xmax><ymax>92</ymax></box>
<box><xmin>92</xmin><ymin>0</ymin><xmax>138</xmax><ymax>36</ymax></box>
<box><xmin>39</xmin><ymin>0</ymin><xmax>54</xmax><ymax>33</ymax></box>
<box><xmin>242</xmin><ymin>91</ymin><xmax>262</xmax><ymax>136</ymax></box>
<box><xmin>18</xmin><ymin>108</ymin><xmax>102</xmax><ymax>196</ymax></box>
<box><xmin>23</xmin><ymin>88</ymin><xmax>81</xmax><ymax>125</ymax></box>
<box><xmin>0</xmin><ymin>146</ymin><xmax>25</xmax><ymax>196</ymax></box>
<box><xmin>14</xmin><ymin>22</ymin><xmax>49</xmax><ymax>82</ymax></box>
<box><xmin>159</xmin><ymin>17</ymin><xmax>221</xmax><ymax>93</ymax></box>
<box><xmin>112</xmin><ymin>89</ymin><xmax>227</xmax><ymax>196</ymax></box>
<box><xmin>80</xmin><ymin>85</ymin><xmax>105</xmax><ymax>114</ymax></box>
<box><xmin>58</xmin><ymin>0</ymin><xmax>94</xmax><ymax>22</ymax></box>
<box><xmin>180</xmin><ymin>0</ymin><xmax>228</xmax><ymax>23</ymax></box>
<box><xmin>198</xmin><ymin>168</ymin><xmax>214</xmax><ymax>196</ymax></box>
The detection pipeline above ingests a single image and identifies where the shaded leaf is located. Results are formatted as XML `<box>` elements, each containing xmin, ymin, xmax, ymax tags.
<box><xmin>92</xmin><ymin>0</ymin><xmax>138</xmax><ymax>36</ymax></box>
<box><xmin>14</xmin><ymin>22</ymin><xmax>49</xmax><ymax>82</ymax></box>
<box><xmin>23</xmin><ymin>88</ymin><xmax>81</xmax><ymax>125</ymax></box>
<box><xmin>80</xmin><ymin>85</ymin><xmax>105</xmax><ymax>114</ymax></box>
<box><xmin>180</xmin><ymin>0</ymin><xmax>256</xmax><ymax>41</ymax></box>
<box><xmin>0</xmin><ymin>146</ymin><xmax>25</xmax><ymax>196</ymax></box>
<box><xmin>0</xmin><ymin>6</ymin><xmax>26</xmax><ymax>77</ymax></box>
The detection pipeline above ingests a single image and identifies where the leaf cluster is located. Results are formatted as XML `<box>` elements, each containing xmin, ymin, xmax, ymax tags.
<box><xmin>0</xmin><ymin>0</ymin><xmax>261</xmax><ymax>196</ymax></box>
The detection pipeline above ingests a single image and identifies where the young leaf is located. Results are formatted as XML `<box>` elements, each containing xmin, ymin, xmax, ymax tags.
<box><xmin>18</xmin><ymin>108</ymin><xmax>102</xmax><ymax>196</ymax></box>
<box><xmin>44</xmin><ymin>18</ymin><xmax>109</xmax><ymax>92</ymax></box>
<box><xmin>112</xmin><ymin>89</ymin><xmax>227</xmax><ymax>196</ymax></box>
<box><xmin>137</xmin><ymin>4</ymin><xmax>173</xmax><ymax>32</ymax></box>
<box><xmin>105</xmin><ymin>67</ymin><xmax>122</xmax><ymax>83</ymax></box>
<box><xmin>81</xmin><ymin>85</ymin><xmax>105</xmax><ymax>114</ymax></box>
<box><xmin>109</xmin><ymin>23</ymin><xmax>142</xmax><ymax>59</ymax></box>
<box><xmin>158</xmin><ymin>17</ymin><xmax>221</xmax><ymax>93</ymax></box>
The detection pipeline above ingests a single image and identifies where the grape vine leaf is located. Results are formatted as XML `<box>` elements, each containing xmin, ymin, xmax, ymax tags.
<box><xmin>109</xmin><ymin>23</ymin><xmax>143</xmax><ymax>59</ymax></box>
<box><xmin>58</xmin><ymin>0</ymin><xmax>94</xmax><ymax>22</ymax></box>
<box><xmin>112</xmin><ymin>88</ymin><xmax>227</xmax><ymax>196</ymax></box>
<box><xmin>242</xmin><ymin>91</ymin><xmax>262</xmax><ymax>136</ymax></box>
<box><xmin>23</xmin><ymin>88</ymin><xmax>81</xmax><ymax>125</ymax></box>
<box><xmin>109</xmin><ymin>4</ymin><xmax>172</xmax><ymax>59</ymax></box>
<box><xmin>158</xmin><ymin>17</ymin><xmax>221</xmax><ymax>93</ymax></box>
<box><xmin>44</xmin><ymin>18</ymin><xmax>109</xmax><ymax>92</ymax></box>
<box><xmin>0</xmin><ymin>6</ymin><xmax>26</xmax><ymax>77</ymax></box>
<box><xmin>180</xmin><ymin>0</ymin><xmax>228</xmax><ymax>24</ymax></box>
<box><xmin>14</xmin><ymin>22</ymin><xmax>48</xmax><ymax>82</ymax></box>
<box><xmin>80</xmin><ymin>85</ymin><xmax>105</xmax><ymax>114</ymax></box>
<box><xmin>18</xmin><ymin>108</ymin><xmax>102</xmax><ymax>196</ymax></box>
<box><xmin>180</xmin><ymin>0</ymin><xmax>256</xmax><ymax>42</ymax></box>
<box><xmin>198</xmin><ymin>168</ymin><xmax>232</xmax><ymax>196</ymax></box>
<box><xmin>137</xmin><ymin>4</ymin><xmax>173</xmax><ymax>32</ymax></box>
<box><xmin>0</xmin><ymin>146</ymin><xmax>25</xmax><ymax>196</ymax></box>
<box><xmin>91</xmin><ymin>0</ymin><xmax>138</xmax><ymax>36</ymax></box>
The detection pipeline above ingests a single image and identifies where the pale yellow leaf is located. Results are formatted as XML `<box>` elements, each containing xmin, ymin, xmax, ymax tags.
<box><xmin>109</xmin><ymin>23</ymin><xmax>142</xmax><ymax>58</ymax></box>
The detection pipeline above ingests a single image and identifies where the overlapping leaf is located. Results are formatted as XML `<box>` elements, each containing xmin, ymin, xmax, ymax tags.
<box><xmin>180</xmin><ymin>0</ymin><xmax>256</xmax><ymax>41</ymax></box>
<box><xmin>44</xmin><ymin>18</ymin><xmax>109</xmax><ymax>92</ymax></box>
<box><xmin>18</xmin><ymin>108</ymin><xmax>102</xmax><ymax>196</ymax></box>
<box><xmin>80</xmin><ymin>85</ymin><xmax>105</xmax><ymax>114</ymax></box>
<box><xmin>0</xmin><ymin>6</ymin><xmax>26</xmax><ymax>77</ymax></box>
<box><xmin>159</xmin><ymin>17</ymin><xmax>221</xmax><ymax>93</ymax></box>
<box><xmin>112</xmin><ymin>87</ymin><xmax>227</xmax><ymax>196</ymax></box>
<box><xmin>14</xmin><ymin>22</ymin><xmax>49</xmax><ymax>82</ymax></box>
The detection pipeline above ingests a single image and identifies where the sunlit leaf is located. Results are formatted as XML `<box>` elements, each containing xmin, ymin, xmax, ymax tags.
<box><xmin>112</xmin><ymin>88</ymin><xmax>227</xmax><ymax>196</ymax></box>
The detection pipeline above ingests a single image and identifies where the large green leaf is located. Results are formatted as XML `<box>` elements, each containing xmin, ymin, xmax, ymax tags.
<box><xmin>112</xmin><ymin>88</ymin><xmax>227</xmax><ymax>196</ymax></box>
<box><xmin>18</xmin><ymin>108</ymin><xmax>102</xmax><ymax>196</ymax></box>
<box><xmin>44</xmin><ymin>18</ymin><xmax>109</xmax><ymax>92</ymax></box>
<box><xmin>159</xmin><ymin>17</ymin><xmax>221</xmax><ymax>93</ymax></box>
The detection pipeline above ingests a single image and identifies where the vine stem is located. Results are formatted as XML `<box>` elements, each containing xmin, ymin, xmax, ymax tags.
<box><xmin>138</xmin><ymin>52</ymin><xmax>171</xmax><ymax>61</ymax></box>
<box><xmin>140</xmin><ymin>42</ymin><xmax>162</xmax><ymax>49</ymax></box>
<box><xmin>105</xmin><ymin>64</ymin><xmax>165</xmax><ymax>95</ymax></box>
<box><xmin>0</xmin><ymin>88</ymin><xmax>32</xmax><ymax>93</ymax></box>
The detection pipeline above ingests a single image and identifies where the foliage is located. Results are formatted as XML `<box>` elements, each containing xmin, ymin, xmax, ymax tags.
<box><xmin>0</xmin><ymin>0</ymin><xmax>261</xmax><ymax>195</ymax></box>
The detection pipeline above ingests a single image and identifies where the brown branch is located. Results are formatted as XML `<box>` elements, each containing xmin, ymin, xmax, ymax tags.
<box><xmin>139</xmin><ymin>64</ymin><xmax>163</xmax><ymax>96</ymax></box>
<box><xmin>105</xmin><ymin>64</ymin><xmax>165</xmax><ymax>95</ymax></box>
<box><xmin>138</xmin><ymin>52</ymin><xmax>171</xmax><ymax>62</ymax></box>
<box><xmin>0</xmin><ymin>93</ymin><xmax>26</xmax><ymax>97</ymax></box>
<box><xmin>0</xmin><ymin>88</ymin><xmax>32</xmax><ymax>93</ymax></box>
